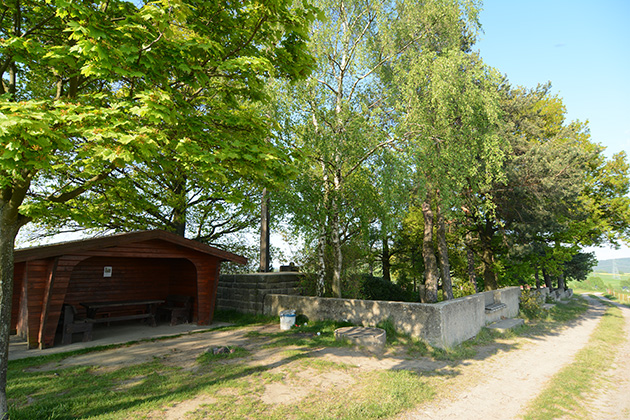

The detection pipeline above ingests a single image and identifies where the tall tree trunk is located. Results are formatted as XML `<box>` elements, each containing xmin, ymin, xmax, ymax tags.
<box><xmin>479</xmin><ymin>221</ymin><xmax>498</xmax><ymax>290</ymax></box>
<box><xmin>316</xmin><ymin>224</ymin><xmax>327</xmax><ymax>297</ymax></box>
<box><xmin>382</xmin><ymin>233</ymin><xmax>391</xmax><ymax>283</ymax></box>
<box><xmin>317</xmin><ymin>158</ymin><xmax>329</xmax><ymax>297</ymax></box>
<box><xmin>172</xmin><ymin>209</ymin><xmax>186</xmax><ymax>236</ymax></box>
<box><xmin>421</xmin><ymin>192</ymin><xmax>439</xmax><ymax>303</ymax></box>
<box><xmin>1</xmin><ymin>172</ymin><xmax>31</xmax><ymax>420</ymax></box>
<box><xmin>558</xmin><ymin>272</ymin><xmax>566</xmax><ymax>291</ymax></box>
<box><xmin>330</xmin><ymin>171</ymin><xmax>343</xmax><ymax>298</ymax></box>
<box><xmin>542</xmin><ymin>267</ymin><xmax>553</xmax><ymax>289</ymax></box>
<box><xmin>171</xmin><ymin>174</ymin><xmax>187</xmax><ymax>237</ymax></box>
<box><xmin>259</xmin><ymin>188</ymin><xmax>270</xmax><ymax>272</ymax></box>
<box><xmin>330</xmin><ymin>0</ymin><xmax>346</xmax><ymax>298</ymax></box>
<box><xmin>481</xmin><ymin>247</ymin><xmax>498</xmax><ymax>291</ymax></box>
<box><xmin>436</xmin><ymin>200</ymin><xmax>453</xmax><ymax>300</ymax></box>
<box><xmin>0</xmin><ymin>230</ymin><xmax>16</xmax><ymax>420</ymax></box>
<box><xmin>0</xmin><ymin>209</ymin><xmax>24</xmax><ymax>419</ymax></box>
<box><xmin>466</xmin><ymin>246</ymin><xmax>477</xmax><ymax>292</ymax></box>
<box><xmin>534</xmin><ymin>266</ymin><xmax>541</xmax><ymax>289</ymax></box>
<box><xmin>465</xmin><ymin>232</ymin><xmax>477</xmax><ymax>292</ymax></box>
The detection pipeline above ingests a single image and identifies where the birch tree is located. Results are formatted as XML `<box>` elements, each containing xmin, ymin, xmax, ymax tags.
<box><xmin>395</xmin><ymin>1</ymin><xmax>505</xmax><ymax>300</ymax></box>
<box><xmin>281</xmin><ymin>0</ymin><xmax>407</xmax><ymax>297</ymax></box>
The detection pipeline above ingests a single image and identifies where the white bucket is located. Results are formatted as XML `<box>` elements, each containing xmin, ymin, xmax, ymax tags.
<box><xmin>280</xmin><ymin>310</ymin><xmax>296</xmax><ymax>330</ymax></box>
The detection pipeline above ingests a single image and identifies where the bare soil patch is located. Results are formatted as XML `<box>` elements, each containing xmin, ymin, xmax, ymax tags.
<box><xmin>24</xmin><ymin>295</ymin><xmax>630</xmax><ymax>420</ymax></box>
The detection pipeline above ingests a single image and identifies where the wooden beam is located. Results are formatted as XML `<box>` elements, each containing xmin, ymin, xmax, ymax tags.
<box><xmin>38</xmin><ymin>257</ymin><xmax>59</xmax><ymax>348</ymax></box>
<box><xmin>38</xmin><ymin>256</ymin><xmax>88</xmax><ymax>349</ymax></box>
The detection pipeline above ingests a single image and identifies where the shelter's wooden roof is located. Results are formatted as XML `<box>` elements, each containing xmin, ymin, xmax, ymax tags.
<box><xmin>14</xmin><ymin>229</ymin><xmax>247</xmax><ymax>265</ymax></box>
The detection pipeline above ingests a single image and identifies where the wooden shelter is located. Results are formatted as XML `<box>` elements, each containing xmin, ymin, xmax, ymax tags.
<box><xmin>11</xmin><ymin>230</ymin><xmax>247</xmax><ymax>349</ymax></box>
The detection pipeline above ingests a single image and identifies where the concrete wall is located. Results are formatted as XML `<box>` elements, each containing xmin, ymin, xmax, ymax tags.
<box><xmin>216</xmin><ymin>273</ymin><xmax>303</xmax><ymax>314</ymax></box>
<box><xmin>264</xmin><ymin>286</ymin><xmax>521</xmax><ymax>349</ymax></box>
<box><xmin>529</xmin><ymin>287</ymin><xmax>573</xmax><ymax>302</ymax></box>
<box><xmin>478</xmin><ymin>287</ymin><xmax>521</xmax><ymax>324</ymax></box>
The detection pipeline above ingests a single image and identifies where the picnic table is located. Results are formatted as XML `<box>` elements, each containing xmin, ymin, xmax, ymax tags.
<box><xmin>80</xmin><ymin>299</ymin><xmax>164</xmax><ymax>327</ymax></box>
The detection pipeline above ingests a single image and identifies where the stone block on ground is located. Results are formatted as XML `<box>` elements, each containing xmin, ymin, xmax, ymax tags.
<box><xmin>334</xmin><ymin>326</ymin><xmax>386</xmax><ymax>353</ymax></box>
<box><xmin>486</xmin><ymin>318</ymin><xmax>525</xmax><ymax>331</ymax></box>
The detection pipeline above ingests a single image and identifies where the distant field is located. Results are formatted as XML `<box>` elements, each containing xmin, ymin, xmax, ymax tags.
<box><xmin>589</xmin><ymin>272</ymin><xmax>630</xmax><ymax>287</ymax></box>
<box><xmin>569</xmin><ymin>272</ymin><xmax>630</xmax><ymax>292</ymax></box>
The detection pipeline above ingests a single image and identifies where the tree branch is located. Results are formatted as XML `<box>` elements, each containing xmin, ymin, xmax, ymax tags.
<box><xmin>317</xmin><ymin>79</ymin><xmax>338</xmax><ymax>96</ymax></box>
<box><xmin>344</xmin><ymin>137</ymin><xmax>397</xmax><ymax>179</ymax></box>
<box><xmin>46</xmin><ymin>169</ymin><xmax>114</xmax><ymax>203</ymax></box>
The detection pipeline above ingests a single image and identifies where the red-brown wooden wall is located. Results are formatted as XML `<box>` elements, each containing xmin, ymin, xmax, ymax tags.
<box><xmin>12</xmin><ymin>233</ymin><xmax>239</xmax><ymax>349</ymax></box>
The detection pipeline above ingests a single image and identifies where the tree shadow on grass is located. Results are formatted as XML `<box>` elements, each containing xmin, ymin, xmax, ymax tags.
<box><xmin>7</xmin><ymin>295</ymin><xmax>603</xmax><ymax>419</ymax></box>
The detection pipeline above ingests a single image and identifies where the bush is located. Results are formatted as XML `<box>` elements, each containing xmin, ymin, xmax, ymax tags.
<box><xmin>520</xmin><ymin>289</ymin><xmax>546</xmax><ymax>320</ymax></box>
<box><xmin>357</xmin><ymin>275</ymin><xmax>418</xmax><ymax>302</ymax></box>
<box><xmin>452</xmin><ymin>278</ymin><xmax>477</xmax><ymax>299</ymax></box>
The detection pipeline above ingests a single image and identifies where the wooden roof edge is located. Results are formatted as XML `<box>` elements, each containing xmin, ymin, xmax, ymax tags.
<box><xmin>14</xmin><ymin>229</ymin><xmax>248</xmax><ymax>265</ymax></box>
<box><xmin>151</xmin><ymin>231</ymin><xmax>249</xmax><ymax>265</ymax></box>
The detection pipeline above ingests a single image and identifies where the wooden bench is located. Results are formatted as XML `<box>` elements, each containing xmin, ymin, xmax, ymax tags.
<box><xmin>85</xmin><ymin>313</ymin><xmax>154</xmax><ymax>324</ymax></box>
<box><xmin>80</xmin><ymin>299</ymin><xmax>164</xmax><ymax>327</ymax></box>
<box><xmin>159</xmin><ymin>295</ymin><xmax>193</xmax><ymax>326</ymax></box>
<box><xmin>61</xmin><ymin>304</ymin><xmax>93</xmax><ymax>345</ymax></box>
<box><xmin>485</xmin><ymin>302</ymin><xmax>507</xmax><ymax>313</ymax></box>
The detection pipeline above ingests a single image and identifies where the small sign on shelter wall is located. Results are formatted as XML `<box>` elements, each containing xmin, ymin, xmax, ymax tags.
<box><xmin>103</xmin><ymin>266</ymin><xmax>112</xmax><ymax>277</ymax></box>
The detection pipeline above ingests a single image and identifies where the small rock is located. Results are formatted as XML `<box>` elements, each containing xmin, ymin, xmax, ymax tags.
<box><xmin>209</xmin><ymin>346</ymin><xmax>231</xmax><ymax>355</ymax></box>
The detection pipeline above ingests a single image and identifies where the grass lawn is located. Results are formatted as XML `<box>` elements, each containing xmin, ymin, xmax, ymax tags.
<box><xmin>7</xmin><ymin>299</ymin><xmax>592</xmax><ymax>420</ymax></box>
<box><xmin>521</xmin><ymin>297</ymin><xmax>626</xmax><ymax>420</ymax></box>
<box><xmin>576</xmin><ymin>272</ymin><xmax>630</xmax><ymax>290</ymax></box>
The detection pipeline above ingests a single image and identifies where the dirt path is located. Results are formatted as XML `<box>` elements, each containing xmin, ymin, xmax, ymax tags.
<box><xmin>397</xmin><ymin>296</ymin><xmax>612</xmax><ymax>420</ymax></box>
<box><xmin>583</xmin><ymin>295</ymin><xmax>630</xmax><ymax>420</ymax></box>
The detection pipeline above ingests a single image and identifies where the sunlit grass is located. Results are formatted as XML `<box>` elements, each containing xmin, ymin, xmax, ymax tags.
<box><xmin>7</xmin><ymin>295</ymin><xmax>599</xmax><ymax>420</ymax></box>
<box><xmin>521</xmin><ymin>300</ymin><xmax>625</xmax><ymax>420</ymax></box>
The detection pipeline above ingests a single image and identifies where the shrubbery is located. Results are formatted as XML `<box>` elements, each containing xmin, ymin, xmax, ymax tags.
<box><xmin>520</xmin><ymin>289</ymin><xmax>547</xmax><ymax>320</ymax></box>
<box><xmin>452</xmin><ymin>278</ymin><xmax>477</xmax><ymax>299</ymax></box>
<box><xmin>357</xmin><ymin>275</ymin><xmax>418</xmax><ymax>302</ymax></box>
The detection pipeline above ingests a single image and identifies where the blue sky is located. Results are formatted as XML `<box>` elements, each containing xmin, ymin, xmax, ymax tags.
<box><xmin>475</xmin><ymin>0</ymin><xmax>630</xmax><ymax>261</ymax></box>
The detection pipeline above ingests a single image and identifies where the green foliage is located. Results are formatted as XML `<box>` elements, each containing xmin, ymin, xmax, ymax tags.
<box><xmin>212</xmin><ymin>310</ymin><xmax>276</xmax><ymax>326</ymax></box>
<box><xmin>559</xmin><ymin>252</ymin><xmax>597</xmax><ymax>283</ymax></box>
<box><xmin>460</xmin><ymin>82</ymin><xmax>630</xmax><ymax>290</ymax></box>
<box><xmin>4</xmin><ymin>0</ymin><xmax>320</xmax><ymax>243</ymax></box>
<box><xmin>390</xmin><ymin>206</ymin><xmax>425</xmax><ymax>291</ymax></box>
<box><xmin>1</xmin><ymin>4</ymin><xmax>320</xmax><ymax>414</ymax></box>
<box><xmin>452</xmin><ymin>278</ymin><xmax>478</xmax><ymax>299</ymax></box>
<box><xmin>357</xmin><ymin>275</ymin><xmax>418</xmax><ymax>302</ymax></box>
<box><xmin>570</xmin><ymin>275</ymin><xmax>606</xmax><ymax>291</ymax></box>
<box><xmin>375</xmin><ymin>318</ymin><xmax>401</xmax><ymax>344</ymax></box>
<box><xmin>519</xmin><ymin>289</ymin><xmax>547</xmax><ymax>320</ymax></box>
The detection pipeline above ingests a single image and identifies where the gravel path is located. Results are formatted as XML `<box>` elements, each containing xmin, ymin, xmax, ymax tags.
<box><xmin>398</xmin><ymin>296</ymin><xmax>615</xmax><ymax>420</ymax></box>
<box><xmin>584</xmin><ymin>295</ymin><xmax>630</xmax><ymax>420</ymax></box>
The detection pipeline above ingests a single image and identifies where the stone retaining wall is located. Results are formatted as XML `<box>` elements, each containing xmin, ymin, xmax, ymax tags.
<box><xmin>530</xmin><ymin>287</ymin><xmax>573</xmax><ymax>301</ymax></box>
<box><xmin>264</xmin><ymin>286</ymin><xmax>521</xmax><ymax>349</ymax></box>
<box><xmin>216</xmin><ymin>273</ymin><xmax>303</xmax><ymax>314</ymax></box>
<box><xmin>478</xmin><ymin>287</ymin><xmax>521</xmax><ymax>324</ymax></box>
